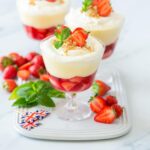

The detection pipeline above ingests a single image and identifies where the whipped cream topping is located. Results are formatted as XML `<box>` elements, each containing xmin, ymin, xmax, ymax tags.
<box><xmin>17</xmin><ymin>0</ymin><xmax>70</xmax><ymax>28</ymax></box>
<box><xmin>41</xmin><ymin>35</ymin><xmax>104</xmax><ymax>79</ymax></box>
<box><xmin>65</xmin><ymin>8</ymin><xmax>124</xmax><ymax>45</ymax></box>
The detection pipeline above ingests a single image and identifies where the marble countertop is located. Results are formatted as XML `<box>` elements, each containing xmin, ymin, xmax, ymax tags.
<box><xmin>0</xmin><ymin>0</ymin><xmax>150</xmax><ymax>150</ymax></box>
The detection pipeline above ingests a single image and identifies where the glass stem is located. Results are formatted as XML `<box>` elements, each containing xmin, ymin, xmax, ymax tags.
<box><xmin>65</xmin><ymin>93</ymin><xmax>77</xmax><ymax>111</ymax></box>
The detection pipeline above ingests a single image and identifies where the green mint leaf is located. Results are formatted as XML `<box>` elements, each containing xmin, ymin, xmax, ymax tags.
<box><xmin>9</xmin><ymin>81</ymin><xmax>34</xmax><ymax>100</ymax></box>
<box><xmin>92</xmin><ymin>81</ymin><xmax>99</xmax><ymax>96</ymax></box>
<box><xmin>47</xmin><ymin>89</ymin><xmax>65</xmax><ymax>98</ymax></box>
<box><xmin>61</xmin><ymin>28</ymin><xmax>71</xmax><ymax>41</ymax></box>
<box><xmin>38</xmin><ymin>95</ymin><xmax>56</xmax><ymax>107</ymax></box>
<box><xmin>12</xmin><ymin>97</ymin><xmax>27</xmax><ymax>107</ymax></box>
<box><xmin>55</xmin><ymin>31</ymin><xmax>62</xmax><ymax>40</ymax></box>
<box><xmin>82</xmin><ymin>0</ymin><xmax>92</xmax><ymax>12</ymax></box>
<box><xmin>54</xmin><ymin>40</ymin><xmax>63</xmax><ymax>49</ymax></box>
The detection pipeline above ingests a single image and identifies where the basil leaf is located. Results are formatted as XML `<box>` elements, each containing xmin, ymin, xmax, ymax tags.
<box><xmin>54</xmin><ymin>40</ymin><xmax>63</xmax><ymax>49</ymax></box>
<box><xmin>47</xmin><ymin>89</ymin><xmax>65</xmax><ymax>98</ymax></box>
<box><xmin>9</xmin><ymin>82</ymin><xmax>34</xmax><ymax>100</ymax></box>
<box><xmin>38</xmin><ymin>95</ymin><xmax>55</xmax><ymax>107</ymax></box>
<box><xmin>61</xmin><ymin>28</ymin><xmax>71</xmax><ymax>41</ymax></box>
<box><xmin>82</xmin><ymin>0</ymin><xmax>92</xmax><ymax>12</ymax></box>
<box><xmin>12</xmin><ymin>97</ymin><xmax>27</xmax><ymax>107</ymax></box>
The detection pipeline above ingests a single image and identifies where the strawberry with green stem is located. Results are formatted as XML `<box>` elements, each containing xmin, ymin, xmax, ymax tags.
<box><xmin>0</xmin><ymin>56</ymin><xmax>14</xmax><ymax>71</ymax></box>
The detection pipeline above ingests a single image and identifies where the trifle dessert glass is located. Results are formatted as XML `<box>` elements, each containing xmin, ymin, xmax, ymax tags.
<box><xmin>65</xmin><ymin>0</ymin><xmax>124</xmax><ymax>59</ymax></box>
<box><xmin>41</xmin><ymin>26</ymin><xmax>104</xmax><ymax>120</ymax></box>
<box><xmin>17</xmin><ymin>0</ymin><xmax>70</xmax><ymax>40</ymax></box>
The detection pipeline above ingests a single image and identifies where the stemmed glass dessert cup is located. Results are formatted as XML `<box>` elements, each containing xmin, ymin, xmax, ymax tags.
<box><xmin>65</xmin><ymin>0</ymin><xmax>124</xmax><ymax>59</ymax></box>
<box><xmin>17</xmin><ymin>0</ymin><xmax>70</xmax><ymax>40</ymax></box>
<box><xmin>41</xmin><ymin>35</ymin><xmax>105</xmax><ymax>121</ymax></box>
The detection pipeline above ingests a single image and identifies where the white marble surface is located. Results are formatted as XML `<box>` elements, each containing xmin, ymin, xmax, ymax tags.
<box><xmin>0</xmin><ymin>0</ymin><xmax>150</xmax><ymax>150</ymax></box>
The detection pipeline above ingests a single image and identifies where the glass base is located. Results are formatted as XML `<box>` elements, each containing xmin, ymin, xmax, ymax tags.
<box><xmin>56</xmin><ymin>101</ymin><xmax>92</xmax><ymax>121</ymax></box>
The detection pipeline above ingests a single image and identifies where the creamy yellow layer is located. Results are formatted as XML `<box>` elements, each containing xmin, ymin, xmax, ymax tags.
<box><xmin>65</xmin><ymin>9</ymin><xmax>124</xmax><ymax>45</ymax></box>
<box><xmin>41</xmin><ymin>36</ymin><xmax>104</xmax><ymax>79</ymax></box>
<box><xmin>17</xmin><ymin>0</ymin><xmax>70</xmax><ymax>29</ymax></box>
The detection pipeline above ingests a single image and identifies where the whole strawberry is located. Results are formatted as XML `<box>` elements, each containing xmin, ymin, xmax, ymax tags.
<box><xmin>25</xmin><ymin>52</ymin><xmax>39</xmax><ymax>62</ymax></box>
<box><xmin>3</xmin><ymin>79</ymin><xmax>17</xmax><ymax>92</ymax></box>
<box><xmin>3</xmin><ymin>65</ymin><xmax>17</xmax><ymax>79</ymax></box>
<box><xmin>0</xmin><ymin>56</ymin><xmax>14</xmax><ymax>71</ymax></box>
<box><xmin>29</xmin><ymin>64</ymin><xmax>45</xmax><ymax>78</ymax></box>
<box><xmin>32</xmin><ymin>55</ymin><xmax>45</xmax><ymax>68</ymax></box>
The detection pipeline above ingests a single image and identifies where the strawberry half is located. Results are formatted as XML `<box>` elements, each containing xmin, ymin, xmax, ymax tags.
<box><xmin>112</xmin><ymin>104</ymin><xmax>123</xmax><ymax>118</ymax></box>
<box><xmin>3</xmin><ymin>79</ymin><xmax>17</xmax><ymax>92</ymax></box>
<box><xmin>94</xmin><ymin>106</ymin><xmax>116</xmax><ymax>124</ymax></box>
<box><xmin>17</xmin><ymin>70</ymin><xmax>30</xmax><ymax>80</ymax></box>
<box><xmin>93</xmin><ymin>80</ymin><xmax>111</xmax><ymax>96</ymax></box>
<box><xmin>105</xmin><ymin>95</ymin><xmax>118</xmax><ymax>106</ymax></box>
<box><xmin>19</xmin><ymin>62</ymin><xmax>33</xmax><ymax>70</ymax></box>
<box><xmin>89</xmin><ymin>96</ymin><xmax>106</xmax><ymax>113</ymax></box>
<box><xmin>71</xmin><ymin>28</ymin><xmax>89</xmax><ymax>47</ymax></box>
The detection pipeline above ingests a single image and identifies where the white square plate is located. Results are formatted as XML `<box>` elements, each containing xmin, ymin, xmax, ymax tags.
<box><xmin>14</xmin><ymin>68</ymin><xmax>131</xmax><ymax>141</ymax></box>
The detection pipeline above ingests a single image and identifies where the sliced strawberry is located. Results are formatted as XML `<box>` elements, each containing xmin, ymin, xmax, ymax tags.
<box><xmin>40</xmin><ymin>74</ymin><xmax>50</xmax><ymax>82</ymax></box>
<box><xmin>3</xmin><ymin>79</ymin><xmax>17</xmax><ymax>92</ymax></box>
<box><xmin>3</xmin><ymin>65</ymin><xmax>17</xmax><ymax>79</ymax></box>
<box><xmin>93</xmin><ymin>0</ymin><xmax>102</xmax><ymax>6</ymax></box>
<box><xmin>49</xmin><ymin>75</ymin><xmax>62</xmax><ymax>89</ymax></box>
<box><xmin>97</xmin><ymin>0</ymin><xmax>112</xmax><ymax>17</ymax></box>
<box><xmin>71</xmin><ymin>28</ymin><xmax>89</xmax><ymax>47</ymax></box>
<box><xmin>19</xmin><ymin>62</ymin><xmax>33</xmax><ymax>70</ymax></box>
<box><xmin>94</xmin><ymin>106</ymin><xmax>116</xmax><ymax>124</ymax></box>
<box><xmin>72</xmin><ymin>28</ymin><xmax>89</xmax><ymax>39</ymax></box>
<box><xmin>47</xmin><ymin>0</ymin><xmax>56</xmax><ymax>2</ymax></box>
<box><xmin>25</xmin><ymin>52</ymin><xmax>39</xmax><ymax>62</ymax></box>
<box><xmin>0</xmin><ymin>56</ymin><xmax>14</xmax><ymax>71</ymax></box>
<box><xmin>29</xmin><ymin>64</ymin><xmax>45</xmax><ymax>78</ymax></box>
<box><xmin>69</xmin><ymin>76</ymin><xmax>83</xmax><ymax>83</ymax></box>
<box><xmin>89</xmin><ymin>96</ymin><xmax>106</xmax><ymax>113</ymax></box>
<box><xmin>17</xmin><ymin>70</ymin><xmax>30</xmax><ymax>80</ymax></box>
<box><xmin>105</xmin><ymin>95</ymin><xmax>118</xmax><ymax>106</ymax></box>
<box><xmin>93</xmin><ymin>80</ymin><xmax>111</xmax><ymax>96</ymax></box>
<box><xmin>112</xmin><ymin>104</ymin><xmax>123</xmax><ymax>118</ymax></box>
<box><xmin>31</xmin><ymin>55</ymin><xmax>45</xmax><ymax>68</ymax></box>
<box><xmin>61</xmin><ymin>82</ymin><xmax>76</xmax><ymax>91</ymax></box>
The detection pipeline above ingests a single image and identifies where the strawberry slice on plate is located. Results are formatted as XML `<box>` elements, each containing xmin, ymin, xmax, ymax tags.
<box><xmin>105</xmin><ymin>95</ymin><xmax>118</xmax><ymax>106</ymax></box>
<box><xmin>94</xmin><ymin>106</ymin><xmax>116</xmax><ymax>124</ymax></box>
<box><xmin>89</xmin><ymin>96</ymin><xmax>106</xmax><ymax>113</ymax></box>
<box><xmin>112</xmin><ymin>104</ymin><xmax>123</xmax><ymax>118</ymax></box>
<box><xmin>92</xmin><ymin>80</ymin><xmax>111</xmax><ymax>96</ymax></box>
